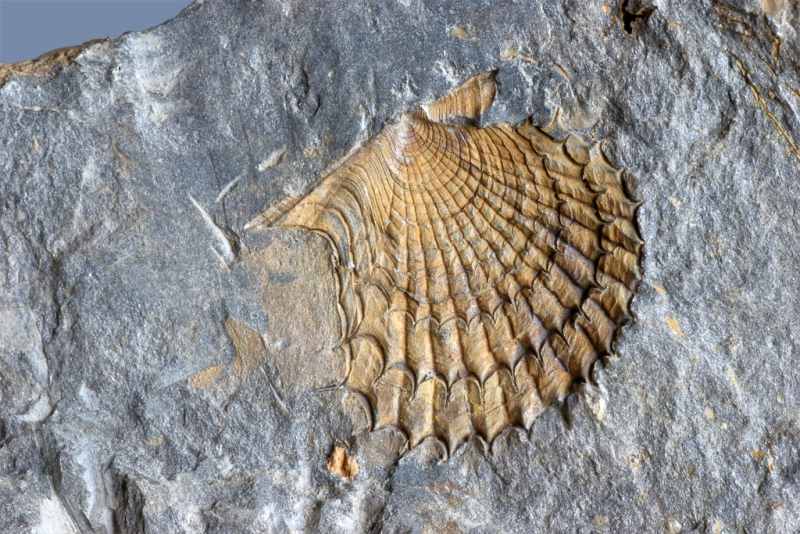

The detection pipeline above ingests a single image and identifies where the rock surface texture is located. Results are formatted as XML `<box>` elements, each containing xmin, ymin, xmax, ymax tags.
<box><xmin>1</xmin><ymin>0</ymin><xmax>799</xmax><ymax>532</ymax></box>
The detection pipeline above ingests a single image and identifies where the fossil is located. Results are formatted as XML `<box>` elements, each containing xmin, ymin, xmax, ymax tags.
<box><xmin>247</xmin><ymin>72</ymin><xmax>642</xmax><ymax>453</ymax></box>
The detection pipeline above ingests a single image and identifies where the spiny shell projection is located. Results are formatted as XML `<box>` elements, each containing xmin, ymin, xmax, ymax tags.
<box><xmin>248</xmin><ymin>72</ymin><xmax>642</xmax><ymax>453</ymax></box>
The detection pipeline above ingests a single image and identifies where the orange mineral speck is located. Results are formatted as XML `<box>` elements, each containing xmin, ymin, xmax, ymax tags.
<box><xmin>327</xmin><ymin>446</ymin><xmax>359</xmax><ymax>481</ymax></box>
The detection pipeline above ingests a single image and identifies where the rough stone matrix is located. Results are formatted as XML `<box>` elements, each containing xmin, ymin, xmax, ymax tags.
<box><xmin>1</xmin><ymin>1</ymin><xmax>798</xmax><ymax>533</ymax></box>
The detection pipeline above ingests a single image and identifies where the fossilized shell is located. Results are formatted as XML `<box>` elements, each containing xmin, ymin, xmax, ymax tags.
<box><xmin>248</xmin><ymin>72</ymin><xmax>642</xmax><ymax>453</ymax></box>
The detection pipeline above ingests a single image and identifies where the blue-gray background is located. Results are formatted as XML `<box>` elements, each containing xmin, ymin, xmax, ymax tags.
<box><xmin>0</xmin><ymin>0</ymin><xmax>192</xmax><ymax>64</ymax></box>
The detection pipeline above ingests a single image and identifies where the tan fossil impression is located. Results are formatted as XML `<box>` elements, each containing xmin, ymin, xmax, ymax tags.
<box><xmin>248</xmin><ymin>72</ymin><xmax>642</xmax><ymax>453</ymax></box>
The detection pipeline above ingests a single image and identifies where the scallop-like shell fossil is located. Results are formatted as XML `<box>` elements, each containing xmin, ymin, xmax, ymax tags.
<box><xmin>248</xmin><ymin>72</ymin><xmax>642</xmax><ymax>453</ymax></box>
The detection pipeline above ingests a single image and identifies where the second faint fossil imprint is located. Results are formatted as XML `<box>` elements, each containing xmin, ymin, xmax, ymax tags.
<box><xmin>248</xmin><ymin>72</ymin><xmax>642</xmax><ymax>453</ymax></box>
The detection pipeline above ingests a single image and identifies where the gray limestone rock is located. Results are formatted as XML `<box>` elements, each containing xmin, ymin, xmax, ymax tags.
<box><xmin>1</xmin><ymin>0</ymin><xmax>799</xmax><ymax>532</ymax></box>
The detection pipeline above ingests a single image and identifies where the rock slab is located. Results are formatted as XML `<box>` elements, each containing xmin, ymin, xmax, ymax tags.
<box><xmin>1</xmin><ymin>0</ymin><xmax>799</xmax><ymax>532</ymax></box>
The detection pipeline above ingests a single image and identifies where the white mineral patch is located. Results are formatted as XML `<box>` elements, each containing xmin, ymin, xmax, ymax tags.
<box><xmin>257</xmin><ymin>148</ymin><xmax>287</xmax><ymax>172</ymax></box>
<box><xmin>19</xmin><ymin>394</ymin><xmax>52</xmax><ymax>423</ymax></box>
<box><xmin>34</xmin><ymin>495</ymin><xmax>79</xmax><ymax>534</ymax></box>
<box><xmin>78</xmin><ymin>383</ymin><xmax>99</xmax><ymax>410</ymax></box>
<box><xmin>0</xmin><ymin>307</ymin><xmax>33</xmax><ymax>352</ymax></box>
<box><xmin>80</xmin><ymin>156</ymin><xmax>102</xmax><ymax>189</ymax></box>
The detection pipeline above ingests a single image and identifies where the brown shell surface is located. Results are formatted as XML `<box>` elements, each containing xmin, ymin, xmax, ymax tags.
<box><xmin>249</xmin><ymin>73</ymin><xmax>642</xmax><ymax>452</ymax></box>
